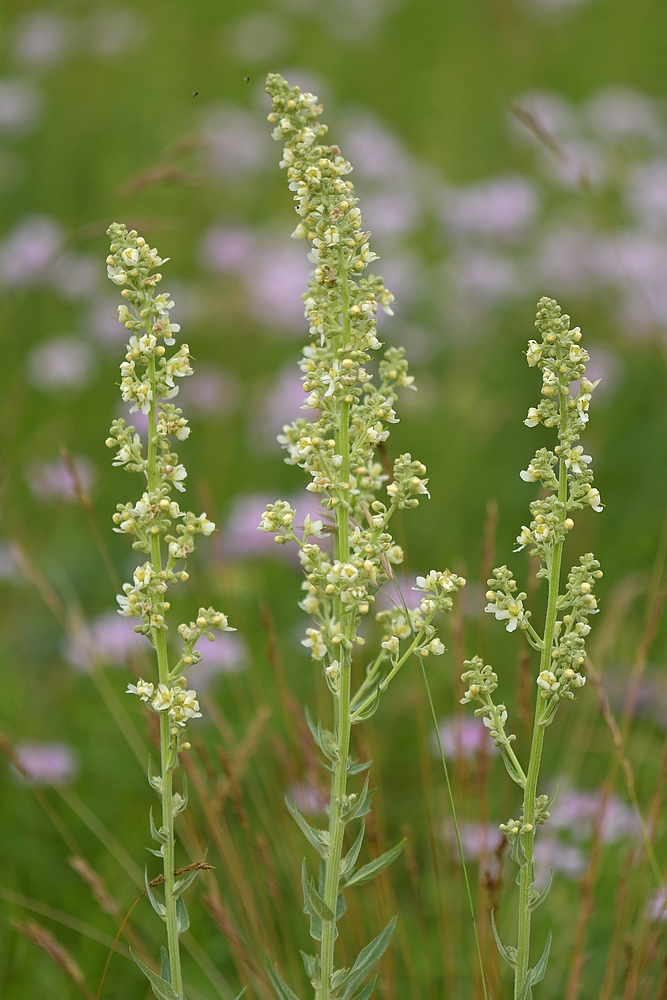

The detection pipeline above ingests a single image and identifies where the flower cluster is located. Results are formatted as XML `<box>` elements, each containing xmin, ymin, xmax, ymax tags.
<box><xmin>260</xmin><ymin>75</ymin><xmax>463</xmax><ymax>1000</ymax></box>
<box><xmin>106</xmin><ymin>223</ymin><xmax>234</xmax><ymax>741</ymax></box>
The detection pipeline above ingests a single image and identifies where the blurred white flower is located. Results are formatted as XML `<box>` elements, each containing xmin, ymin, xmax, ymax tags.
<box><xmin>510</xmin><ymin>90</ymin><xmax>577</xmax><ymax>145</ymax></box>
<box><xmin>27</xmin><ymin>337</ymin><xmax>95</xmax><ymax>392</ymax></box>
<box><xmin>0</xmin><ymin>215</ymin><xmax>64</xmax><ymax>285</ymax></box>
<box><xmin>13</xmin><ymin>742</ymin><xmax>79</xmax><ymax>785</ymax></box>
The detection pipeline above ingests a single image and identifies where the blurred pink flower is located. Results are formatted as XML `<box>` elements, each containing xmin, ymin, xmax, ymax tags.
<box><xmin>223</xmin><ymin>491</ymin><xmax>329</xmax><ymax>560</ymax></box>
<box><xmin>11</xmin><ymin>12</ymin><xmax>74</xmax><ymax>69</ymax></box>
<box><xmin>27</xmin><ymin>337</ymin><xmax>95</xmax><ymax>392</ymax></box>
<box><xmin>288</xmin><ymin>781</ymin><xmax>328</xmax><ymax>816</ymax></box>
<box><xmin>250</xmin><ymin>365</ymin><xmax>316</xmax><ymax>450</ymax></box>
<box><xmin>549</xmin><ymin>788</ymin><xmax>638</xmax><ymax>842</ymax></box>
<box><xmin>201</xmin><ymin>225</ymin><xmax>256</xmax><ymax>273</ymax></box>
<box><xmin>27</xmin><ymin>455</ymin><xmax>95</xmax><ymax>503</ymax></box>
<box><xmin>177</xmin><ymin>364</ymin><xmax>240</xmax><ymax>417</ymax></box>
<box><xmin>448</xmin><ymin>250</ymin><xmax>519</xmax><ymax>303</ymax></box>
<box><xmin>204</xmin><ymin>105</ymin><xmax>268</xmax><ymax>176</ymax></box>
<box><xmin>586</xmin><ymin>87</ymin><xmax>662</xmax><ymax>145</ymax></box>
<box><xmin>446</xmin><ymin>822</ymin><xmax>503</xmax><ymax>861</ymax></box>
<box><xmin>229</xmin><ymin>12</ymin><xmax>291</xmax><ymax>62</ymax></box>
<box><xmin>435</xmin><ymin>716</ymin><xmax>498</xmax><ymax>760</ymax></box>
<box><xmin>86</xmin><ymin>10</ymin><xmax>147</xmax><ymax>57</ymax></box>
<box><xmin>441</xmin><ymin>176</ymin><xmax>539</xmax><ymax>243</ymax></box>
<box><xmin>0</xmin><ymin>80</ymin><xmax>42</xmax><ymax>134</ymax></box>
<box><xmin>510</xmin><ymin>90</ymin><xmax>577</xmax><ymax>145</ymax></box>
<box><xmin>0</xmin><ymin>215</ymin><xmax>64</xmax><ymax>286</ymax></box>
<box><xmin>249</xmin><ymin>240</ymin><xmax>310</xmax><ymax>331</ymax></box>
<box><xmin>625</xmin><ymin>159</ymin><xmax>667</xmax><ymax>231</ymax></box>
<box><xmin>647</xmin><ymin>888</ymin><xmax>667</xmax><ymax>923</ymax></box>
<box><xmin>13</xmin><ymin>742</ymin><xmax>79</xmax><ymax>785</ymax></box>
<box><xmin>63</xmin><ymin>612</ymin><xmax>146</xmax><ymax>672</ymax></box>
<box><xmin>188</xmin><ymin>632</ymin><xmax>248</xmax><ymax>691</ymax></box>
<box><xmin>89</xmin><ymin>295</ymin><xmax>128</xmax><ymax>346</ymax></box>
<box><xmin>49</xmin><ymin>252</ymin><xmax>100</xmax><ymax>300</ymax></box>
<box><xmin>533</xmin><ymin>836</ymin><xmax>585</xmax><ymax>886</ymax></box>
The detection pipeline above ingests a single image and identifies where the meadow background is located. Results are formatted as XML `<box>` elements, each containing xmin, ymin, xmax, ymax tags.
<box><xmin>1</xmin><ymin>0</ymin><xmax>667</xmax><ymax>997</ymax></box>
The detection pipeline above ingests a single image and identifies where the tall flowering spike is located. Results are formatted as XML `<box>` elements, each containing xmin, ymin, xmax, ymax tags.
<box><xmin>260</xmin><ymin>75</ymin><xmax>465</xmax><ymax>1000</ymax></box>
<box><xmin>105</xmin><ymin>224</ymin><xmax>234</xmax><ymax>999</ymax></box>
<box><xmin>461</xmin><ymin>297</ymin><xmax>603</xmax><ymax>999</ymax></box>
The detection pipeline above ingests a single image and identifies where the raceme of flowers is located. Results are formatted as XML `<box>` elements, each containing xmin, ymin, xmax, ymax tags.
<box><xmin>258</xmin><ymin>74</ymin><xmax>464</xmax><ymax>1000</ymax></box>
<box><xmin>105</xmin><ymin>223</ymin><xmax>236</xmax><ymax>1000</ymax></box>
<box><xmin>460</xmin><ymin>297</ymin><xmax>603</xmax><ymax>999</ymax></box>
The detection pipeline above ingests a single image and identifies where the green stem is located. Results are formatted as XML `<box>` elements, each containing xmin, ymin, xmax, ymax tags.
<box><xmin>514</xmin><ymin>402</ymin><xmax>568</xmax><ymax>1000</ymax></box>
<box><xmin>147</xmin><ymin>358</ymin><xmax>184</xmax><ymax>997</ymax></box>
<box><xmin>320</xmin><ymin>257</ymin><xmax>353</xmax><ymax>1000</ymax></box>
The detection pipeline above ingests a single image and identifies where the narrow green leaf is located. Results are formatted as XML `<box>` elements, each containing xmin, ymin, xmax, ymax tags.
<box><xmin>336</xmin><ymin>891</ymin><xmax>347</xmax><ymax>922</ymax></box>
<box><xmin>264</xmin><ymin>956</ymin><xmax>303</xmax><ymax>1000</ymax></box>
<box><xmin>343</xmin><ymin>839</ymin><xmax>405</xmax><ymax>888</ymax></box>
<box><xmin>285</xmin><ymin>798</ymin><xmax>329</xmax><ymax>859</ymax></box>
<box><xmin>149</xmin><ymin>807</ymin><xmax>168</xmax><ymax>844</ymax></box>
<box><xmin>351</xmin><ymin>688</ymin><xmax>380</xmax><ymax>723</ymax></box>
<box><xmin>130</xmin><ymin>949</ymin><xmax>180</xmax><ymax>1000</ymax></box>
<box><xmin>232</xmin><ymin>990</ymin><xmax>246</xmax><ymax>1000</ymax></box>
<box><xmin>529</xmin><ymin>931</ymin><xmax>552</xmax><ymax>986</ymax></box>
<box><xmin>350</xmin><ymin>975</ymin><xmax>377</xmax><ymax>1000</ymax></box>
<box><xmin>342</xmin><ymin>916</ymin><xmax>396</xmax><ymax>999</ymax></box>
<box><xmin>146</xmin><ymin>846</ymin><xmax>165</xmax><ymax>858</ymax></box>
<box><xmin>144</xmin><ymin>868</ymin><xmax>166</xmax><ymax>919</ymax></box>
<box><xmin>499</xmin><ymin>749</ymin><xmax>526</xmax><ymax>787</ymax></box>
<box><xmin>173</xmin><ymin>867</ymin><xmax>201</xmax><ymax>898</ymax></box>
<box><xmin>301</xmin><ymin>861</ymin><xmax>335</xmax><ymax>921</ymax></box>
<box><xmin>347</xmin><ymin>758</ymin><xmax>372</xmax><ymax>775</ymax></box>
<box><xmin>517</xmin><ymin>976</ymin><xmax>533</xmax><ymax>1000</ymax></box>
<box><xmin>159</xmin><ymin>946</ymin><xmax>171</xmax><ymax>984</ymax></box>
<box><xmin>490</xmin><ymin>910</ymin><xmax>516</xmax><ymax>970</ymax></box>
<box><xmin>175</xmin><ymin>895</ymin><xmax>189</xmax><ymax>934</ymax></box>
<box><xmin>343</xmin><ymin>774</ymin><xmax>376</xmax><ymax>823</ymax></box>
<box><xmin>528</xmin><ymin>870</ymin><xmax>553</xmax><ymax>912</ymax></box>
<box><xmin>340</xmin><ymin>821</ymin><xmax>365</xmax><ymax>878</ymax></box>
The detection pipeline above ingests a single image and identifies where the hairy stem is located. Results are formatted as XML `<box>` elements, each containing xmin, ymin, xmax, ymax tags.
<box><xmin>320</xmin><ymin>260</ymin><xmax>353</xmax><ymax>1000</ymax></box>
<box><xmin>148</xmin><ymin>357</ymin><xmax>184</xmax><ymax>996</ymax></box>
<box><xmin>514</xmin><ymin>403</ymin><xmax>567</xmax><ymax>999</ymax></box>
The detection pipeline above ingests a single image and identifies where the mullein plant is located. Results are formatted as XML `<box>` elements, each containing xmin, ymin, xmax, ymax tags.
<box><xmin>258</xmin><ymin>74</ymin><xmax>465</xmax><ymax>1000</ymax></box>
<box><xmin>460</xmin><ymin>298</ymin><xmax>604</xmax><ymax>999</ymax></box>
<box><xmin>105</xmin><ymin>224</ymin><xmax>239</xmax><ymax>1000</ymax></box>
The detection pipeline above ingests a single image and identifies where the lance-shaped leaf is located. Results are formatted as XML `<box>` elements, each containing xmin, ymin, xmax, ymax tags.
<box><xmin>340</xmin><ymin>821</ymin><xmax>365</xmax><ymax>878</ymax></box>
<box><xmin>517</xmin><ymin>977</ymin><xmax>533</xmax><ymax>1000</ymax></box>
<box><xmin>173</xmin><ymin>866</ymin><xmax>203</xmax><ymax>899</ymax></box>
<box><xmin>336</xmin><ymin>891</ymin><xmax>346</xmax><ymax>921</ymax></box>
<box><xmin>172</xmin><ymin>772</ymin><xmax>188</xmax><ymax>816</ymax></box>
<box><xmin>305</xmin><ymin>707</ymin><xmax>338</xmax><ymax>763</ymax></box>
<box><xmin>301</xmin><ymin>861</ymin><xmax>335</xmax><ymax>922</ymax></box>
<box><xmin>341</xmin><ymin>916</ymin><xmax>396</xmax><ymax>1000</ymax></box>
<box><xmin>175</xmin><ymin>895</ymin><xmax>189</xmax><ymax>934</ymax></box>
<box><xmin>342</xmin><ymin>774</ymin><xmax>376</xmax><ymax>824</ymax></box>
<box><xmin>528</xmin><ymin>870</ymin><xmax>553</xmax><ymax>912</ymax></box>
<box><xmin>131</xmin><ymin>950</ymin><xmax>181</xmax><ymax>1000</ymax></box>
<box><xmin>150</xmin><ymin>807</ymin><xmax>168</xmax><ymax>844</ymax></box>
<box><xmin>499</xmin><ymin>748</ymin><xmax>526</xmax><ymax>787</ymax></box>
<box><xmin>285</xmin><ymin>797</ymin><xmax>330</xmax><ymax>859</ymax></box>
<box><xmin>347</xmin><ymin>758</ymin><xmax>372</xmax><ymax>775</ymax></box>
<box><xmin>264</xmin><ymin>955</ymin><xmax>303</xmax><ymax>1000</ymax></box>
<box><xmin>351</xmin><ymin>687</ymin><xmax>380</xmax><ymax>724</ymax></box>
<box><xmin>144</xmin><ymin>868</ymin><xmax>166</xmax><ymax>919</ymax></box>
<box><xmin>529</xmin><ymin>931</ymin><xmax>552</xmax><ymax>986</ymax></box>
<box><xmin>350</xmin><ymin>975</ymin><xmax>377</xmax><ymax>1000</ymax></box>
<box><xmin>160</xmin><ymin>946</ymin><xmax>171</xmax><ymax>983</ymax></box>
<box><xmin>342</xmin><ymin>839</ymin><xmax>405</xmax><ymax>889</ymax></box>
<box><xmin>490</xmin><ymin>910</ymin><xmax>516</xmax><ymax>970</ymax></box>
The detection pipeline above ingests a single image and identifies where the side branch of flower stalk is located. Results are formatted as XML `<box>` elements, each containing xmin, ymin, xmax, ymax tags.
<box><xmin>105</xmin><ymin>224</ymin><xmax>236</xmax><ymax>1000</ymax></box>
<box><xmin>460</xmin><ymin>297</ymin><xmax>604</xmax><ymax>1000</ymax></box>
<box><xmin>259</xmin><ymin>74</ymin><xmax>465</xmax><ymax>1000</ymax></box>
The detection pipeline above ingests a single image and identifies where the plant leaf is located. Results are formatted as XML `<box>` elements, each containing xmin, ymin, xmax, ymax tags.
<box><xmin>160</xmin><ymin>946</ymin><xmax>171</xmax><ymax>983</ymax></box>
<box><xmin>343</xmin><ymin>839</ymin><xmax>405</xmax><ymax>888</ymax></box>
<box><xmin>336</xmin><ymin>892</ymin><xmax>347</xmax><ymax>921</ymax></box>
<box><xmin>529</xmin><ymin>931</ymin><xmax>552</xmax><ymax>986</ymax></box>
<box><xmin>301</xmin><ymin>861</ymin><xmax>335</xmax><ymax>921</ymax></box>
<box><xmin>499</xmin><ymin>748</ymin><xmax>526</xmax><ymax>787</ymax></box>
<box><xmin>175</xmin><ymin>895</ymin><xmax>189</xmax><ymax>934</ymax></box>
<box><xmin>340</xmin><ymin>821</ymin><xmax>365</xmax><ymax>878</ymax></box>
<box><xmin>490</xmin><ymin>910</ymin><xmax>516</xmax><ymax>970</ymax></box>
<box><xmin>343</xmin><ymin>775</ymin><xmax>376</xmax><ymax>824</ymax></box>
<box><xmin>350</xmin><ymin>975</ymin><xmax>378</xmax><ymax>1000</ymax></box>
<box><xmin>285</xmin><ymin>798</ymin><xmax>330</xmax><ymax>859</ymax></box>
<box><xmin>341</xmin><ymin>916</ymin><xmax>397</xmax><ymax>999</ymax></box>
<box><xmin>144</xmin><ymin>868</ymin><xmax>166</xmax><ymax>919</ymax></box>
<box><xmin>264</xmin><ymin>955</ymin><xmax>303</xmax><ymax>1000</ymax></box>
<box><xmin>173</xmin><ymin>867</ymin><xmax>201</xmax><ymax>898</ymax></box>
<box><xmin>347</xmin><ymin>758</ymin><xmax>372</xmax><ymax>775</ymax></box>
<box><xmin>130</xmin><ymin>949</ymin><xmax>180</xmax><ymax>1000</ymax></box>
<box><xmin>528</xmin><ymin>870</ymin><xmax>553</xmax><ymax>912</ymax></box>
<box><xmin>149</xmin><ymin>807</ymin><xmax>168</xmax><ymax>844</ymax></box>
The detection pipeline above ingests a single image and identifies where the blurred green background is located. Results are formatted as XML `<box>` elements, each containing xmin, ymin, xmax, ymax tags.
<box><xmin>1</xmin><ymin>0</ymin><xmax>667</xmax><ymax>997</ymax></box>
